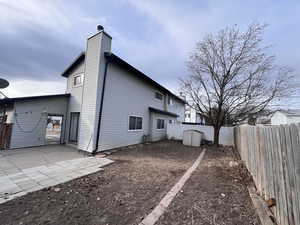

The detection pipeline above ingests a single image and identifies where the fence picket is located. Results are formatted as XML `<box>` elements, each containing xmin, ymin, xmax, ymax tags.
<box><xmin>289</xmin><ymin>124</ymin><xmax>300</xmax><ymax>225</ymax></box>
<box><xmin>294</xmin><ymin>124</ymin><xmax>300</xmax><ymax>224</ymax></box>
<box><xmin>234</xmin><ymin>124</ymin><xmax>300</xmax><ymax>225</ymax></box>
<box><xmin>275</xmin><ymin>126</ymin><xmax>289</xmax><ymax>225</ymax></box>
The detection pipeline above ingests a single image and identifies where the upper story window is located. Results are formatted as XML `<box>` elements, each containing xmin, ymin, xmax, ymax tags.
<box><xmin>168</xmin><ymin>96</ymin><xmax>173</xmax><ymax>105</ymax></box>
<box><xmin>129</xmin><ymin>116</ymin><xmax>143</xmax><ymax>131</ymax></box>
<box><xmin>73</xmin><ymin>74</ymin><xmax>83</xmax><ymax>87</ymax></box>
<box><xmin>155</xmin><ymin>92</ymin><xmax>163</xmax><ymax>100</ymax></box>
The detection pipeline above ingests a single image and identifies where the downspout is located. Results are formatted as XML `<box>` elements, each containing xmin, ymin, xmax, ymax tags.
<box><xmin>92</xmin><ymin>54</ymin><xmax>111</xmax><ymax>155</ymax></box>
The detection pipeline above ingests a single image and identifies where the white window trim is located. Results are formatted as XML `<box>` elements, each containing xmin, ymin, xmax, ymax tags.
<box><xmin>156</xmin><ymin>118</ymin><xmax>165</xmax><ymax>130</ymax></box>
<box><xmin>73</xmin><ymin>73</ymin><xmax>83</xmax><ymax>88</ymax></box>
<box><xmin>128</xmin><ymin>115</ymin><xmax>143</xmax><ymax>131</ymax></box>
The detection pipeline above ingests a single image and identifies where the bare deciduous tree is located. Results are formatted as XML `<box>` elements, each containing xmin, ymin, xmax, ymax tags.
<box><xmin>181</xmin><ymin>23</ymin><xmax>294</xmax><ymax>145</ymax></box>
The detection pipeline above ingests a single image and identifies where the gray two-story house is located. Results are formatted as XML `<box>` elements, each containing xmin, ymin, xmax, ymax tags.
<box><xmin>0</xmin><ymin>27</ymin><xmax>185</xmax><ymax>154</ymax></box>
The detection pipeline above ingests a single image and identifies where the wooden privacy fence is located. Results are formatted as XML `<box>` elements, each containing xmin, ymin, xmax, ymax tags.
<box><xmin>0</xmin><ymin>123</ymin><xmax>12</xmax><ymax>149</ymax></box>
<box><xmin>0</xmin><ymin>114</ymin><xmax>11</xmax><ymax>149</ymax></box>
<box><xmin>234</xmin><ymin>124</ymin><xmax>300</xmax><ymax>225</ymax></box>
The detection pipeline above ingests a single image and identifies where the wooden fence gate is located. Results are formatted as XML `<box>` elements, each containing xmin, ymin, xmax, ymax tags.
<box><xmin>0</xmin><ymin>115</ymin><xmax>12</xmax><ymax>149</ymax></box>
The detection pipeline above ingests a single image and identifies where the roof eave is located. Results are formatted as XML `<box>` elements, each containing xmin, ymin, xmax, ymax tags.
<box><xmin>61</xmin><ymin>52</ymin><xmax>85</xmax><ymax>77</ymax></box>
<box><xmin>149</xmin><ymin>107</ymin><xmax>179</xmax><ymax>117</ymax></box>
<box><xmin>0</xmin><ymin>94</ymin><xmax>70</xmax><ymax>104</ymax></box>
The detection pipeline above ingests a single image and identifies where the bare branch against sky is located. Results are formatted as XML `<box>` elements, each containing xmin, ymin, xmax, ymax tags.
<box><xmin>0</xmin><ymin>0</ymin><xmax>299</xmax><ymax>100</ymax></box>
<box><xmin>181</xmin><ymin>23</ymin><xmax>295</xmax><ymax>144</ymax></box>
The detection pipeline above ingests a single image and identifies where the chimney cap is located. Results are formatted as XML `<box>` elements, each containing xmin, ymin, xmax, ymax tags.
<box><xmin>97</xmin><ymin>25</ymin><xmax>104</xmax><ymax>31</ymax></box>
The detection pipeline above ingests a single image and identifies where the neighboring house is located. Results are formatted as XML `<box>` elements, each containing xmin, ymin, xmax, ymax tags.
<box><xmin>0</xmin><ymin>27</ymin><xmax>185</xmax><ymax>153</ymax></box>
<box><xmin>271</xmin><ymin>110</ymin><xmax>300</xmax><ymax>125</ymax></box>
<box><xmin>252</xmin><ymin>115</ymin><xmax>271</xmax><ymax>125</ymax></box>
<box><xmin>184</xmin><ymin>105</ymin><xmax>207</xmax><ymax>124</ymax></box>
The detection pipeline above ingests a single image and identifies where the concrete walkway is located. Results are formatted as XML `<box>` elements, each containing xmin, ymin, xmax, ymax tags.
<box><xmin>0</xmin><ymin>145</ymin><xmax>113</xmax><ymax>204</ymax></box>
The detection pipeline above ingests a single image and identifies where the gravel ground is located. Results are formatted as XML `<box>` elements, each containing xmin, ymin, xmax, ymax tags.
<box><xmin>0</xmin><ymin>141</ymin><xmax>201</xmax><ymax>225</ymax></box>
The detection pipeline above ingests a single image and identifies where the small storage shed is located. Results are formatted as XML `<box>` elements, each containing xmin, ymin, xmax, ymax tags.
<box><xmin>183</xmin><ymin>130</ymin><xmax>203</xmax><ymax>147</ymax></box>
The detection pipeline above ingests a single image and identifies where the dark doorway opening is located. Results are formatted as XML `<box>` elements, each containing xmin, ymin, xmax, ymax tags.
<box><xmin>69</xmin><ymin>112</ymin><xmax>80</xmax><ymax>143</ymax></box>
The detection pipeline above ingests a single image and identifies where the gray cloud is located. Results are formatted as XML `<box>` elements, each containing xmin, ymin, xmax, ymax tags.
<box><xmin>0</xmin><ymin>27</ymin><xmax>80</xmax><ymax>81</ymax></box>
<box><xmin>0</xmin><ymin>0</ymin><xmax>299</xmax><ymax>99</ymax></box>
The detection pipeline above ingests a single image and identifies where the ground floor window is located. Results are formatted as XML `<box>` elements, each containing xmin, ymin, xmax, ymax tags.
<box><xmin>129</xmin><ymin>116</ymin><xmax>143</xmax><ymax>130</ymax></box>
<box><xmin>157</xmin><ymin>119</ymin><xmax>165</xmax><ymax>129</ymax></box>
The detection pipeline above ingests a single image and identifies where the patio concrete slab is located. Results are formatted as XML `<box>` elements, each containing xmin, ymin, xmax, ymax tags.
<box><xmin>0</xmin><ymin>157</ymin><xmax>113</xmax><ymax>204</ymax></box>
<box><xmin>0</xmin><ymin>145</ymin><xmax>114</xmax><ymax>204</ymax></box>
<box><xmin>0</xmin><ymin>145</ymin><xmax>85</xmax><ymax>174</ymax></box>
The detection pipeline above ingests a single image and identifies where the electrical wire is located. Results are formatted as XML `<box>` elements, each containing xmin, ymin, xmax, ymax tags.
<box><xmin>0</xmin><ymin>90</ymin><xmax>8</xmax><ymax>98</ymax></box>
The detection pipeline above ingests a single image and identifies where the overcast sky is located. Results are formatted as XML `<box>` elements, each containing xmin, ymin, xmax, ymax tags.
<box><xmin>0</xmin><ymin>0</ymin><xmax>299</xmax><ymax>105</ymax></box>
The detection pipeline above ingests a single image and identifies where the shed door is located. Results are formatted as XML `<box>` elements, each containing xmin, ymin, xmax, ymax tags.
<box><xmin>69</xmin><ymin>112</ymin><xmax>80</xmax><ymax>142</ymax></box>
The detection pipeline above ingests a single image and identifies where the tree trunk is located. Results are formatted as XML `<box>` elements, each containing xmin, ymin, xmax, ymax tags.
<box><xmin>213</xmin><ymin>125</ymin><xmax>221</xmax><ymax>145</ymax></box>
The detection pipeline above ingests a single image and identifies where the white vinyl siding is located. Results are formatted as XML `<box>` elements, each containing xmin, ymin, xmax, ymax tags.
<box><xmin>98</xmin><ymin>63</ymin><xmax>176</xmax><ymax>151</ymax></box>
<box><xmin>167</xmin><ymin>98</ymin><xmax>185</xmax><ymax>122</ymax></box>
<box><xmin>150</xmin><ymin>113</ymin><xmax>169</xmax><ymax>141</ymax></box>
<box><xmin>65</xmin><ymin>61</ymin><xmax>85</xmax><ymax>144</ymax></box>
<box><xmin>66</xmin><ymin>62</ymin><xmax>85</xmax><ymax>93</ymax></box>
<box><xmin>271</xmin><ymin>112</ymin><xmax>288</xmax><ymax>125</ymax></box>
<box><xmin>271</xmin><ymin>111</ymin><xmax>300</xmax><ymax>125</ymax></box>
<box><xmin>62</xmin><ymin>32</ymin><xmax>184</xmax><ymax>152</ymax></box>
<box><xmin>77</xmin><ymin>31</ymin><xmax>112</xmax><ymax>152</ymax></box>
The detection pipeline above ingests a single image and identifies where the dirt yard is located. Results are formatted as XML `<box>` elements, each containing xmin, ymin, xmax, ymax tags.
<box><xmin>157</xmin><ymin>146</ymin><xmax>261</xmax><ymax>225</ymax></box>
<box><xmin>0</xmin><ymin>141</ymin><xmax>260</xmax><ymax>225</ymax></box>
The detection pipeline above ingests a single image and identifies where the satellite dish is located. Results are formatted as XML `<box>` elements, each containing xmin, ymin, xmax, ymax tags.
<box><xmin>0</xmin><ymin>78</ymin><xmax>9</xmax><ymax>89</ymax></box>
